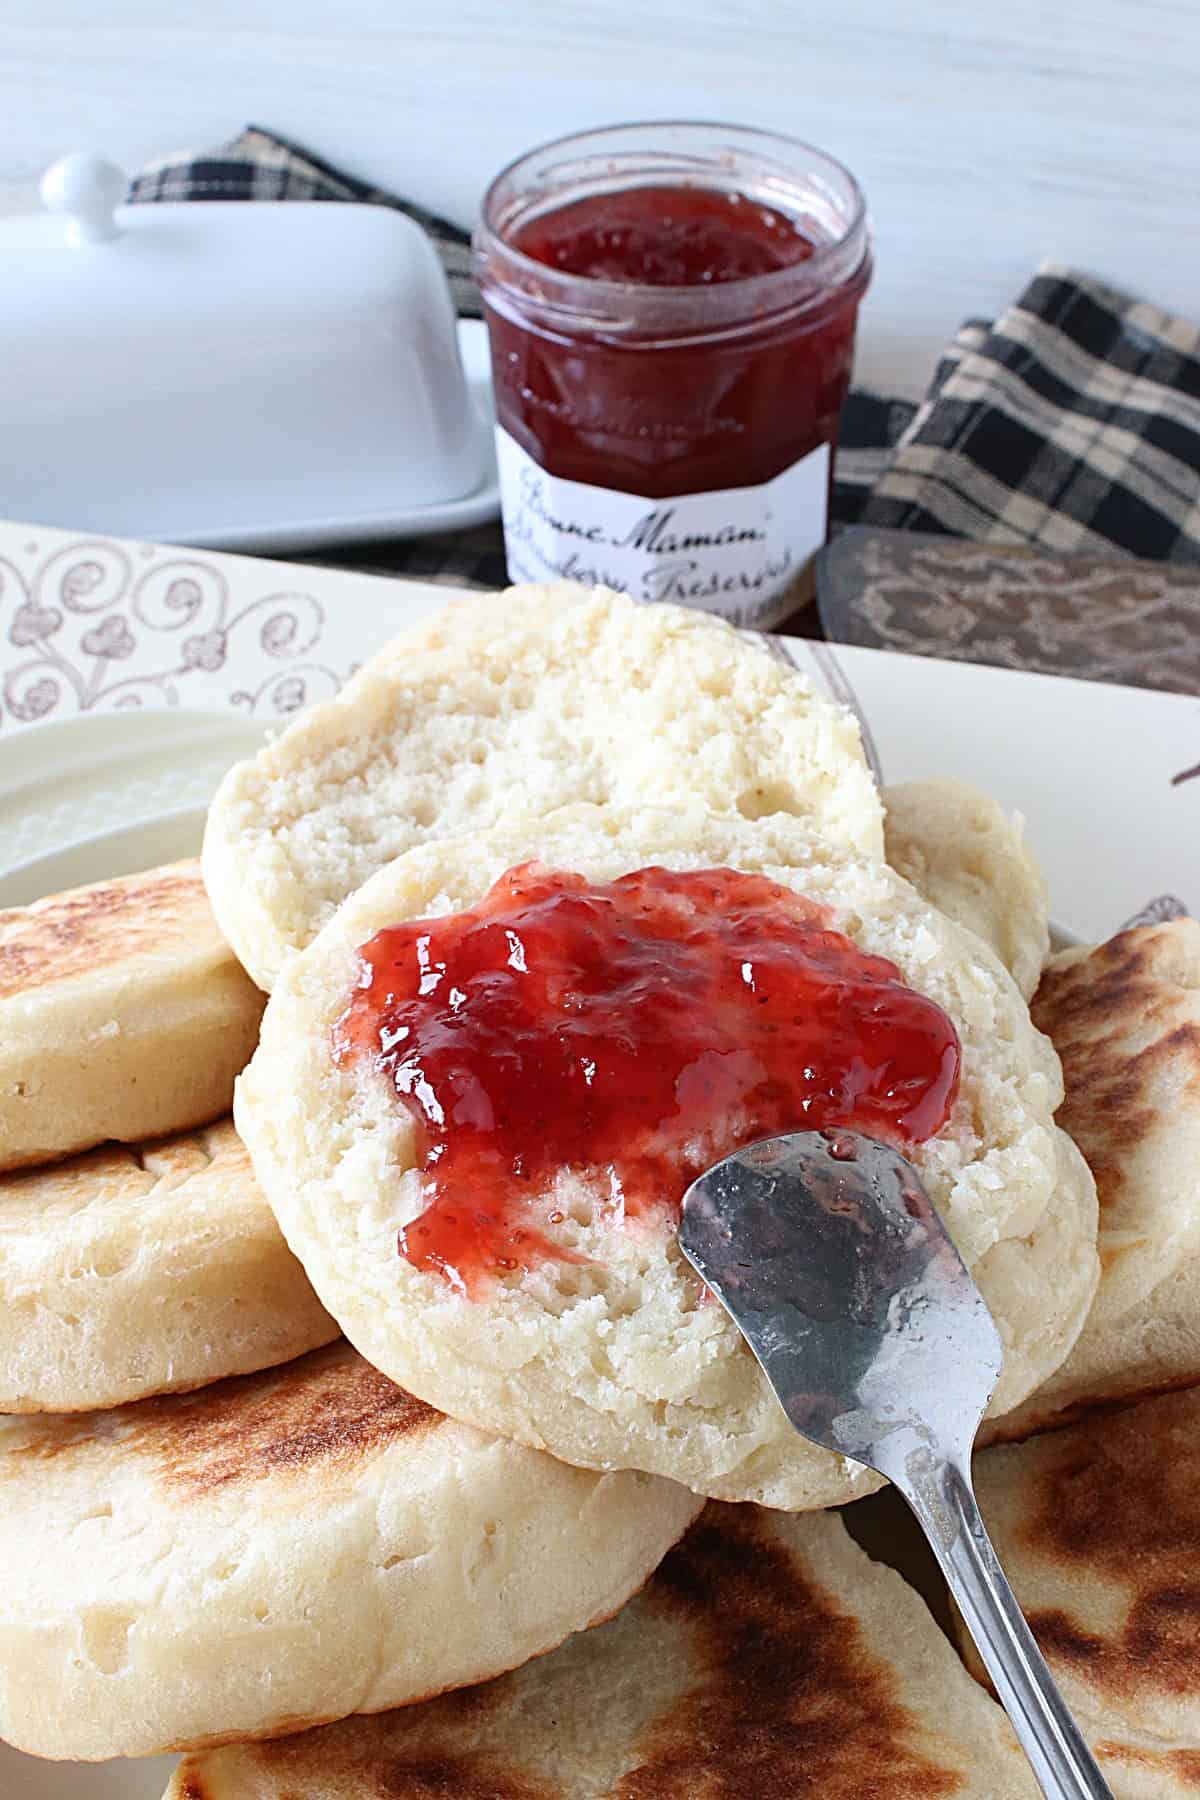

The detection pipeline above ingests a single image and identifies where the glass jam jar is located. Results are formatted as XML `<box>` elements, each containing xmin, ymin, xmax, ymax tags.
<box><xmin>475</xmin><ymin>122</ymin><xmax>871</xmax><ymax>628</ymax></box>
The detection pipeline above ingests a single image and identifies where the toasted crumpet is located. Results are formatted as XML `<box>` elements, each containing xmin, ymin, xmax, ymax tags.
<box><xmin>0</xmin><ymin>1117</ymin><xmax>337</xmax><ymax>1412</ymax></box>
<box><xmin>167</xmin><ymin>1503</ymin><xmax>1038</xmax><ymax>1800</ymax></box>
<box><xmin>0</xmin><ymin>860</ymin><xmax>263</xmax><ymax>1171</ymax></box>
<box><xmin>966</xmin><ymin>1387</ymin><xmax>1200</xmax><ymax>1797</ymax></box>
<box><xmin>236</xmin><ymin>803</ymin><xmax>1097</xmax><ymax>1511</ymax></box>
<box><xmin>0</xmin><ymin>1341</ymin><xmax>699</xmax><ymax>1760</ymax></box>
<box><xmin>990</xmin><ymin>922</ymin><xmax>1200</xmax><ymax>1440</ymax></box>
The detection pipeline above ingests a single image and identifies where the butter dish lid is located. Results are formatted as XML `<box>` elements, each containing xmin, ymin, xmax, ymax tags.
<box><xmin>1</xmin><ymin>155</ymin><xmax>491</xmax><ymax>548</ymax></box>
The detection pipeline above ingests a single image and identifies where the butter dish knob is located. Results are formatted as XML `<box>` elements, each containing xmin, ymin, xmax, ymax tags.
<box><xmin>41</xmin><ymin>153</ymin><xmax>127</xmax><ymax>245</ymax></box>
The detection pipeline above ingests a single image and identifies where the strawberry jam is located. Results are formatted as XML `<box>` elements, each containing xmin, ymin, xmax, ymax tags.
<box><xmin>513</xmin><ymin>185</ymin><xmax>818</xmax><ymax>288</ymax></box>
<box><xmin>333</xmin><ymin>864</ymin><xmax>960</xmax><ymax>1296</ymax></box>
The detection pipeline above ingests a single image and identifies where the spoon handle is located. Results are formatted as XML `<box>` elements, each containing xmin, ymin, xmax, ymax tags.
<box><xmin>895</xmin><ymin>1452</ymin><xmax>1115</xmax><ymax>1800</ymax></box>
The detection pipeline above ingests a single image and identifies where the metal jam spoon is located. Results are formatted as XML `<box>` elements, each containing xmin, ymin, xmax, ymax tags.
<box><xmin>679</xmin><ymin>1128</ymin><xmax>1114</xmax><ymax>1800</ymax></box>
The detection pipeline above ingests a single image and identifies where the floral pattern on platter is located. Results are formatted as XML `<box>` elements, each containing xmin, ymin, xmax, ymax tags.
<box><xmin>0</xmin><ymin>538</ymin><xmax>344</xmax><ymax>730</ymax></box>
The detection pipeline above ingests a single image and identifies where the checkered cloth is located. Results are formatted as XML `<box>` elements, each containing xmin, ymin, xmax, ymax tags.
<box><xmin>860</xmin><ymin>270</ymin><xmax>1200</xmax><ymax>558</ymax></box>
<box><xmin>129</xmin><ymin>129</ymin><xmax>1200</xmax><ymax>573</ymax></box>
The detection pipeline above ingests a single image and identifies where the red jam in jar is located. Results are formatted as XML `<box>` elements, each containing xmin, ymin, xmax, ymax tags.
<box><xmin>333</xmin><ymin>863</ymin><xmax>960</xmax><ymax>1297</ymax></box>
<box><xmin>513</xmin><ymin>185</ymin><xmax>818</xmax><ymax>287</ymax></box>
<box><xmin>475</xmin><ymin>124</ymin><xmax>871</xmax><ymax>628</ymax></box>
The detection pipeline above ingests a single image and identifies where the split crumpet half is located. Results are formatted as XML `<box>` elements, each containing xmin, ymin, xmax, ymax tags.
<box><xmin>168</xmin><ymin>1503</ymin><xmax>1038</xmax><ymax>1799</ymax></box>
<box><xmin>992</xmin><ymin>921</ymin><xmax>1200</xmax><ymax>1441</ymax></box>
<box><xmin>0</xmin><ymin>1339</ymin><xmax>700</xmax><ymax>1761</ymax></box>
<box><xmin>966</xmin><ymin>1387</ymin><xmax>1200</xmax><ymax>1798</ymax></box>
<box><xmin>0</xmin><ymin>860</ymin><xmax>264</xmax><ymax>1172</ymax></box>
<box><xmin>236</xmin><ymin>803</ymin><xmax>1098</xmax><ymax>1512</ymax></box>
<box><xmin>0</xmin><ymin>1117</ymin><xmax>337</xmax><ymax>1412</ymax></box>
<box><xmin>202</xmin><ymin>581</ymin><xmax>884</xmax><ymax>991</ymax></box>
<box><xmin>883</xmin><ymin>777</ymin><xmax>1050</xmax><ymax>1001</ymax></box>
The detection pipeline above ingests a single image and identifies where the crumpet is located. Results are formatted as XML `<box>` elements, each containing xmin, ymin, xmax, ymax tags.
<box><xmin>967</xmin><ymin>1386</ymin><xmax>1200</xmax><ymax>1796</ymax></box>
<box><xmin>0</xmin><ymin>1118</ymin><xmax>337</xmax><ymax>1412</ymax></box>
<box><xmin>0</xmin><ymin>1340</ymin><xmax>699</xmax><ymax>1760</ymax></box>
<box><xmin>993</xmin><ymin>922</ymin><xmax>1200</xmax><ymax>1439</ymax></box>
<box><xmin>168</xmin><ymin>1503</ymin><xmax>1038</xmax><ymax>1799</ymax></box>
<box><xmin>884</xmin><ymin>777</ymin><xmax>1049</xmax><ymax>1000</ymax></box>
<box><xmin>237</xmin><ymin>803</ymin><xmax>1097</xmax><ymax>1511</ymax></box>
<box><xmin>0</xmin><ymin>860</ymin><xmax>263</xmax><ymax>1172</ymax></box>
<box><xmin>202</xmin><ymin>582</ymin><xmax>884</xmax><ymax>991</ymax></box>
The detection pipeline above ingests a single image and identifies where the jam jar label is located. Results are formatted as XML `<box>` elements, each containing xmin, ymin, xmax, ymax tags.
<box><xmin>495</xmin><ymin>429</ymin><xmax>830</xmax><ymax>629</ymax></box>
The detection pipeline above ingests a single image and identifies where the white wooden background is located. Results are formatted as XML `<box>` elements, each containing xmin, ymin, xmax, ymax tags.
<box><xmin>2</xmin><ymin>0</ymin><xmax>1198</xmax><ymax>398</ymax></box>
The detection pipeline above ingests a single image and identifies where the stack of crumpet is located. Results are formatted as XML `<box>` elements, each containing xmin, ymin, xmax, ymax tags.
<box><xmin>9</xmin><ymin>583</ymin><xmax>1188</xmax><ymax>1797</ymax></box>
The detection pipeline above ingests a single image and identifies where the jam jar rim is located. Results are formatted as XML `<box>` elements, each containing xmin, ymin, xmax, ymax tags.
<box><xmin>474</xmin><ymin>119</ymin><xmax>871</xmax><ymax>340</ymax></box>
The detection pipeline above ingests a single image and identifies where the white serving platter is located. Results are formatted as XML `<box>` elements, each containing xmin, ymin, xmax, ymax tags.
<box><xmin>2</xmin><ymin>610</ymin><xmax>1196</xmax><ymax>937</ymax></box>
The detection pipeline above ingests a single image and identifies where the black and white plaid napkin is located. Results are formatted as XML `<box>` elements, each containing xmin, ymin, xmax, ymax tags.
<box><xmin>129</xmin><ymin>129</ymin><xmax>1200</xmax><ymax>578</ymax></box>
<box><xmin>860</xmin><ymin>270</ymin><xmax>1200</xmax><ymax>559</ymax></box>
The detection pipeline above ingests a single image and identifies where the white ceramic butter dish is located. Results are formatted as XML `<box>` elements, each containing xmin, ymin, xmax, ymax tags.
<box><xmin>0</xmin><ymin>154</ymin><xmax>496</xmax><ymax>551</ymax></box>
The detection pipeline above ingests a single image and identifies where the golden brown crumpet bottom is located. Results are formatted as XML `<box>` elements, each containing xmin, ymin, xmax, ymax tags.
<box><xmin>0</xmin><ymin>1117</ymin><xmax>338</xmax><ymax>1412</ymax></box>
<box><xmin>968</xmin><ymin>1387</ymin><xmax>1200</xmax><ymax>1796</ymax></box>
<box><xmin>883</xmin><ymin>778</ymin><xmax>1049</xmax><ymax>1000</ymax></box>
<box><xmin>0</xmin><ymin>1341</ymin><xmax>700</xmax><ymax>1760</ymax></box>
<box><xmin>0</xmin><ymin>858</ymin><xmax>264</xmax><ymax>1171</ymax></box>
<box><xmin>992</xmin><ymin>921</ymin><xmax>1200</xmax><ymax>1441</ymax></box>
<box><xmin>167</xmin><ymin>1503</ymin><xmax>1038</xmax><ymax>1800</ymax></box>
